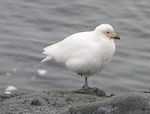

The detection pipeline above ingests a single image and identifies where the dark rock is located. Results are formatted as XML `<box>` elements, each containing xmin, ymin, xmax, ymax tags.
<box><xmin>62</xmin><ymin>92</ymin><xmax>150</xmax><ymax>114</ymax></box>
<box><xmin>73</xmin><ymin>87</ymin><xmax>106</xmax><ymax>97</ymax></box>
<box><xmin>30</xmin><ymin>98</ymin><xmax>41</xmax><ymax>106</ymax></box>
<box><xmin>0</xmin><ymin>90</ymin><xmax>150</xmax><ymax>114</ymax></box>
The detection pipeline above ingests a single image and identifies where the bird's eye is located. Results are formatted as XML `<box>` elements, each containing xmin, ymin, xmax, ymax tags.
<box><xmin>107</xmin><ymin>31</ymin><xmax>110</xmax><ymax>34</ymax></box>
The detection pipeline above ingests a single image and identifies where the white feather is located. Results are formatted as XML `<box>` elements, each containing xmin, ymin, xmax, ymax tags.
<box><xmin>42</xmin><ymin>24</ymin><xmax>116</xmax><ymax>76</ymax></box>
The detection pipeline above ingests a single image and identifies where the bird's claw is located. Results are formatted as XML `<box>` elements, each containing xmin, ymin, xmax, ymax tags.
<box><xmin>81</xmin><ymin>84</ymin><xmax>89</xmax><ymax>90</ymax></box>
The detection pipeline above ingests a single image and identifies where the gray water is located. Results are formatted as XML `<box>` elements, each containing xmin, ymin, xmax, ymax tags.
<box><xmin>0</xmin><ymin>0</ymin><xmax>150</xmax><ymax>94</ymax></box>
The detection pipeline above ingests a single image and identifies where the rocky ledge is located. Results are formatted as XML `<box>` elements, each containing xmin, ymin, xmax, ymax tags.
<box><xmin>0</xmin><ymin>88</ymin><xmax>150</xmax><ymax>114</ymax></box>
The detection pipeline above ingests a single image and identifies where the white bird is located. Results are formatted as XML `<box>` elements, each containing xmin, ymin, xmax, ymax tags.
<box><xmin>42</xmin><ymin>24</ymin><xmax>120</xmax><ymax>89</ymax></box>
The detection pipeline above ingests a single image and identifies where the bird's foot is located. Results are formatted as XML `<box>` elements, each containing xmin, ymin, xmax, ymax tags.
<box><xmin>81</xmin><ymin>84</ymin><xmax>89</xmax><ymax>90</ymax></box>
<box><xmin>73</xmin><ymin>87</ymin><xmax>106</xmax><ymax>97</ymax></box>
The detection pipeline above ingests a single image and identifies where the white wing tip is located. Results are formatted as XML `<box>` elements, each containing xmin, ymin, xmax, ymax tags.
<box><xmin>41</xmin><ymin>56</ymin><xmax>52</xmax><ymax>63</ymax></box>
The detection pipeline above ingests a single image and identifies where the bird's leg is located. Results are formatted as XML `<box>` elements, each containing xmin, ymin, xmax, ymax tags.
<box><xmin>82</xmin><ymin>77</ymin><xmax>89</xmax><ymax>89</ymax></box>
<box><xmin>77</xmin><ymin>73</ymin><xmax>89</xmax><ymax>89</ymax></box>
<box><xmin>74</xmin><ymin>74</ymin><xmax>106</xmax><ymax>97</ymax></box>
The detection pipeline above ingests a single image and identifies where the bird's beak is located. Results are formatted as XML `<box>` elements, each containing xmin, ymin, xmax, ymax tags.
<box><xmin>114</xmin><ymin>34</ymin><xmax>120</xmax><ymax>40</ymax></box>
<box><xmin>112</xmin><ymin>33</ymin><xmax>120</xmax><ymax>40</ymax></box>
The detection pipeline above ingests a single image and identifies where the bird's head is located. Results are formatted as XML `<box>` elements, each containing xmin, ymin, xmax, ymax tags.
<box><xmin>95</xmin><ymin>24</ymin><xmax>120</xmax><ymax>40</ymax></box>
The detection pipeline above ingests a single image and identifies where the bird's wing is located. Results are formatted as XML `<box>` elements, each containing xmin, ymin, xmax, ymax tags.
<box><xmin>42</xmin><ymin>31</ymin><xmax>95</xmax><ymax>63</ymax></box>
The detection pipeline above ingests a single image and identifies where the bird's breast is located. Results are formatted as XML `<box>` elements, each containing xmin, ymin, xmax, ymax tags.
<box><xmin>65</xmin><ymin>40</ymin><xmax>115</xmax><ymax>76</ymax></box>
<box><xmin>100</xmin><ymin>40</ymin><xmax>116</xmax><ymax>66</ymax></box>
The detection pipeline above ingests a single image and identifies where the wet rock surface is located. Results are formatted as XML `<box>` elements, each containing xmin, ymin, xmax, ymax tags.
<box><xmin>62</xmin><ymin>92</ymin><xmax>150</xmax><ymax>114</ymax></box>
<box><xmin>0</xmin><ymin>89</ymin><xmax>150</xmax><ymax>114</ymax></box>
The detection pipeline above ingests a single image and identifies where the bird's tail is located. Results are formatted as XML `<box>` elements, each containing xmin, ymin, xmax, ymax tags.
<box><xmin>41</xmin><ymin>47</ymin><xmax>53</xmax><ymax>63</ymax></box>
<box><xmin>41</xmin><ymin>56</ymin><xmax>52</xmax><ymax>63</ymax></box>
